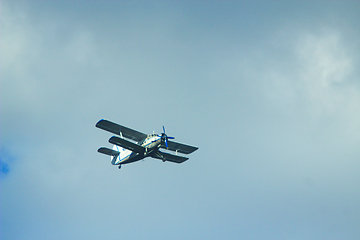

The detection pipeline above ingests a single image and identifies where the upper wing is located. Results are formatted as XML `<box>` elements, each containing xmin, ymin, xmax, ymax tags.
<box><xmin>109</xmin><ymin>136</ymin><xmax>145</xmax><ymax>153</ymax></box>
<box><xmin>160</xmin><ymin>140</ymin><xmax>198</xmax><ymax>154</ymax></box>
<box><xmin>96</xmin><ymin>119</ymin><xmax>148</xmax><ymax>142</ymax></box>
<box><xmin>152</xmin><ymin>150</ymin><xmax>189</xmax><ymax>164</ymax></box>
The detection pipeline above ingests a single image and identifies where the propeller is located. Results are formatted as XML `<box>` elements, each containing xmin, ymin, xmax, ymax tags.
<box><xmin>158</xmin><ymin>126</ymin><xmax>174</xmax><ymax>148</ymax></box>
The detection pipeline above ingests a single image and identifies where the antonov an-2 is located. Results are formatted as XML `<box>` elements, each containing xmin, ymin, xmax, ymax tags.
<box><xmin>96</xmin><ymin>119</ymin><xmax>198</xmax><ymax>169</ymax></box>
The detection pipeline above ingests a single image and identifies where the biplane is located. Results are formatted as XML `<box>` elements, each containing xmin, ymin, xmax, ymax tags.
<box><xmin>96</xmin><ymin>119</ymin><xmax>198</xmax><ymax>169</ymax></box>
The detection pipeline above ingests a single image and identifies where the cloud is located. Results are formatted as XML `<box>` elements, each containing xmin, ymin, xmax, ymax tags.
<box><xmin>294</xmin><ymin>29</ymin><xmax>356</xmax><ymax>115</ymax></box>
<box><xmin>220</xmin><ymin>25</ymin><xmax>360</xmax><ymax>203</ymax></box>
<box><xmin>291</xmin><ymin>30</ymin><xmax>360</xmax><ymax>148</ymax></box>
<box><xmin>296</xmin><ymin>30</ymin><xmax>352</xmax><ymax>85</ymax></box>
<box><xmin>1</xmin><ymin>1</ymin><xmax>360</xmax><ymax>239</ymax></box>
<box><xmin>246</xmin><ymin>27</ymin><xmax>360</xmax><ymax>137</ymax></box>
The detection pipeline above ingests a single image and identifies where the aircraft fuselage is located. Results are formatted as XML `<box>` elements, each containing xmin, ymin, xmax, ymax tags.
<box><xmin>112</xmin><ymin>134</ymin><xmax>163</xmax><ymax>165</ymax></box>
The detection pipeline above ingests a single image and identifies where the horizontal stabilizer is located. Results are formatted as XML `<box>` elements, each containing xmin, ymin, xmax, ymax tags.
<box><xmin>152</xmin><ymin>151</ymin><xmax>189</xmax><ymax>164</ymax></box>
<box><xmin>160</xmin><ymin>140</ymin><xmax>198</xmax><ymax>154</ymax></box>
<box><xmin>109</xmin><ymin>136</ymin><xmax>145</xmax><ymax>153</ymax></box>
<box><xmin>98</xmin><ymin>147</ymin><xmax>120</xmax><ymax>156</ymax></box>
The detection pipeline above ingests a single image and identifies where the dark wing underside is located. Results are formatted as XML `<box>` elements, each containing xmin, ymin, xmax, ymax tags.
<box><xmin>152</xmin><ymin>150</ymin><xmax>189</xmax><ymax>163</ymax></box>
<box><xmin>160</xmin><ymin>140</ymin><xmax>198</xmax><ymax>154</ymax></box>
<box><xmin>109</xmin><ymin>136</ymin><xmax>145</xmax><ymax>153</ymax></box>
<box><xmin>98</xmin><ymin>147</ymin><xmax>120</xmax><ymax>156</ymax></box>
<box><xmin>96</xmin><ymin>119</ymin><xmax>148</xmax><ymax>142</ymax></box>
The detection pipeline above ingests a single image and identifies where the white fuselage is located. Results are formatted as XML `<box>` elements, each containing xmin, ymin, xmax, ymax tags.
<box><xmin>111</xmin><ymin>134</ymin><xmax>163</xmax><ymax>165</ymax></box>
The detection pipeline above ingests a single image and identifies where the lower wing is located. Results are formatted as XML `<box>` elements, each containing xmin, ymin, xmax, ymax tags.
<box><xmin>152</xmin><ymin>150</ymin><xmax>189</xmax><ymax>163</ymax></box>
<box><xmin>161</xmin><ymin>140</ymin><xmax>198</xmax><ymax>154</ymax></box>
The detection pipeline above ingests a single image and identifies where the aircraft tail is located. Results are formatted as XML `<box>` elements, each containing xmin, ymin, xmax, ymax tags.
<box><xmin>111</xmin><ymin>144</ymin><xmax>128</xmax><ymax>165</ymax></box>
<box><xmin>98</xmin><ymin>147</ymin><xmax>121</xmax><ymax>165</ymax></box>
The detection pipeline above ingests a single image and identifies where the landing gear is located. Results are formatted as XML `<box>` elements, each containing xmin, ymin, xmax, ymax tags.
<box><xmin>118</xmin><ymin>165</ymin><xmax>122</xmax><ymax>169</ymax></box>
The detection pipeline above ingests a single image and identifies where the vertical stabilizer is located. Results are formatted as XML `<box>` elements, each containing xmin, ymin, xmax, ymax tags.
<box><xmin>112</xmin><ymin>145</ymin><xmax>129</xmax><ymax>165</ymax></box>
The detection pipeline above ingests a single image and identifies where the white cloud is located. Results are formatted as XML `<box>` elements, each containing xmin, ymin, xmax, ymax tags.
<box><xmin>2</xmin><ymin>1</ymin><xmax>360</xmax><ymax>239</ymax></box>
<box><xmin>295</xmin><ymin>30</ymin><xmax>355</xmax><ymax>116</ymax></box>
<box><xmin>258</xmin><ymin>28</ymin><xmax>360</xmax><ymax>132</ymax></box>
<box><xmin>297</xmin><ymin>30</ymin><xmax>352</xmax><ymax>86</ymax></box>
<box><xmin>296</xmin><ymin>30</ymin><xmax>360</xmax><ymax>139</ymax></box>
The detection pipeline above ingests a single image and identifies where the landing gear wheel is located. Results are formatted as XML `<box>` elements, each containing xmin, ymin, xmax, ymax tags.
<box><xmin>118</xmin><ymin>165</ymin><xmax>122</xmax><ymax>169</ymax></box>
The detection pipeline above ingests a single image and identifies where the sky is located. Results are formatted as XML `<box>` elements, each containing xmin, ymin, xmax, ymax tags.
<box><xmin>1</xmin><ymin>1</ymin><xmax>360</xmax><ymax>239</ymax></box>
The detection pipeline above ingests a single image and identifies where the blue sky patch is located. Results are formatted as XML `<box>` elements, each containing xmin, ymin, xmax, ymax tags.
<box><xmin>0</xmin><ymin>160</ymin><xmax>10</xmax><ymax>174</ymax></box>
<box><xmin>0</xmin><ymin>149</ymin><xmax>14</xmax><ymax>176</ymax></box>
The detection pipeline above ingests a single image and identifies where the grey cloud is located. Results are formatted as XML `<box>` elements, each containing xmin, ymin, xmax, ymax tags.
<box><xmin>1</xmin><ymin>1</ymin><xmax>360</xmax><ymax>240</ymax></box>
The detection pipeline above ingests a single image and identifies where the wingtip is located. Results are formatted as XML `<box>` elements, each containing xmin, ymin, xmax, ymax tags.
<box><xmin>96</xmin><ymin>119</ymin><xmax>104</xmax><ymax>127</ymax></box>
